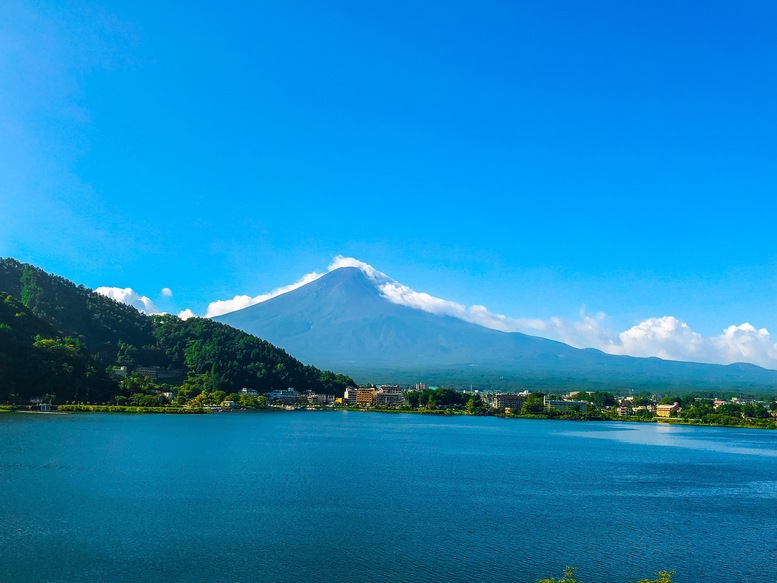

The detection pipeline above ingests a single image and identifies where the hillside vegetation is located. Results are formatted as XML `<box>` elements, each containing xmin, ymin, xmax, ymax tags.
<box><xmin>0</xmin><ymin>258</ymin><xmax>354</xmax><ymax>404</ymax></box>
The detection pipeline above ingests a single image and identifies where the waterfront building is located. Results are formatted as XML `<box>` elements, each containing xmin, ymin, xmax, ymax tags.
<box><xmin>343</xmin><ymin>387</ymin><xmax>358</xmax><ymax>405</ymax></box>
<box><xmin>633</xmin><ymin>404</ymin><xmax>656</xmax><ymax>415</ymax></box>
<box><xmin>264</xmin><ymin>388</ymin><xmax>303</xmax><ymax>405</ymax></box>
<box><xmin>656</xmin><ymin>402</ymin><xmax>681</xmax><ymax>417</ymax></box>
<box><xmin>307</xmin><ymin>392</ymin><xmax>335</xmax><ymax>405</ymax></box>
<box><xmin>492</xmin><ymin>393</ymin><xmax>525</xmax><ymax>411</ymax></box>
<box><xmin>544</xmin><ymin>397</ymin><xmax>588</xmax><ymax>412</ymax></box>
<box><xmin>376</xmin><ymin>385</ymin><xmax>405</xmax><ymax>405</ymax></box>
<box><xmin>355</xmin><ymin>387</ymin><xmax>377</xmax><ymax>407</ymax></box>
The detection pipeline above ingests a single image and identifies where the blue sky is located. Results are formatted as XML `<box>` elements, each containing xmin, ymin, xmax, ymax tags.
<box><xmin>1</xmin><ymin>1</ymin><xmax>776</xmax><ymax>367</ymax></box>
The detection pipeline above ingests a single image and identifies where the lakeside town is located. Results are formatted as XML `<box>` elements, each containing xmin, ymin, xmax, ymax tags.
<box><xmin>12</xmin><ymin>364</ymin><xmax>777</xmax><ymax>430</ymax></box>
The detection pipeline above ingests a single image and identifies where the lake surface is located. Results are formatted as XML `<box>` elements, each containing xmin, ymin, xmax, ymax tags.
<box><xmin>1</xmin><ymin>411</ymin><xmax>775</xmax><ymax>582</ymax></box>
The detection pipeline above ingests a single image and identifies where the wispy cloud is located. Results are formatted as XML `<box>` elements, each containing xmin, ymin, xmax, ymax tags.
<box><xmin>204</xmin><ymin>271</ymin><xmax>325</xmax><ymax>317</ymax></box>
<box><xmin>161</xmin><ymin>287</ymin><xmax>173</xmax><ymax>297</ymax></box>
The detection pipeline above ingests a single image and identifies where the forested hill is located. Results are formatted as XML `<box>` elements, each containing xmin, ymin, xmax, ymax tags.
<box><xmin>0</xmin><ymin>258</ymin><xmax>355</xmax><ymax>404</ymax></box>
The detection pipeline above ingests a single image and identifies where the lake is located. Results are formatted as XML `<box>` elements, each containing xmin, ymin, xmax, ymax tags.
<box><xmin>1</xmin><ymin>411</ymin><xmax>775</xmax><ymax>582</ymax></box>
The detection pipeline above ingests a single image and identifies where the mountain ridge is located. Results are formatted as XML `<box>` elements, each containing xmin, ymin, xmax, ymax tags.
<box><xmin>215</xmin><ymin>266</ymin><xmax>777</xmax><ymax>391</ymax></box>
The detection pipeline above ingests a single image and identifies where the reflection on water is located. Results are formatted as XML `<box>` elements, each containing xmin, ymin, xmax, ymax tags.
<box><xmin>561</xmin><ymin>422</ymin><xmax>777</xmax><ymax>457</ymax></box>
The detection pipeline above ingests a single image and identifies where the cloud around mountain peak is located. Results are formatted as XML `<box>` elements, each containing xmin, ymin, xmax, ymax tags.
<box><xmin>101</xmin><ymin>256</ymin><xmax>777</xmax><ymax>370</ymax></box>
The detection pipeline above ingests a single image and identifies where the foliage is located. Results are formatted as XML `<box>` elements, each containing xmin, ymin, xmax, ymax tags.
<box><xmin>0</xmin><ymin>258</ymin><xmax>356</xmax><ymax>405</ymax></box>
<box><xmin>538</xmin><ymin>566</ymin><xmax>581</xmax><ymax>583</ymax></box>
<box><xmin>404</xmin><ymin>387</ymin><xmax>471</xmax><ymax>410</ymax></box>
<box><xmin>538</xmin><ymin>567</ymin><xmax>673</xmax><ymax>583</ymax></box>
<box><xmin>630</xmin><ymin>571</ymin><xmax>674</xmax><ymax>583</ymax></box>
<box><xmin>151</xmin><ymin>314</ymin><xmax>355</xmax><ymax>396</ymax></box>
<box><xmin>521</xmin><ymin>393</ymin><xmax>546</xmax><ymax>414</ymax></box>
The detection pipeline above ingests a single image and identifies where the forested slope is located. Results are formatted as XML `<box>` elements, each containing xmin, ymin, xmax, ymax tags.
<box><xmin>0</xmin><ymin>258</ymin><xmax>354</xmax><ymax>404</ymax></box>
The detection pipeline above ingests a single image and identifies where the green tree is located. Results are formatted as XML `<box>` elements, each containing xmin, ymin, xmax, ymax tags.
<box><xmin>591</xmin><ymin>391</ymin><xmax>616</xmax><ymax>407</ymax></box>
<box><xmin>522</xmin><ymin>393</ymin><xmax>546</xmax><ymax>414</ymax></box>
<box><xmin>538</xmin><ymin>566</ymin><xmax>581</xmax><ymax>583</ymax></box>
<box><xmin>631</xmin><ymin>571</ymin><xmax>674</xmax><ymax>583</ymax></box>
<box><xmin>405</xmin><ymin>391</ymin><xmax>420</xmax><ymax>407</ymax></box>
<box><xmin>116</xmin><ymin>341</ymin><xmax>139</xmax><ymax>368</ymax></box>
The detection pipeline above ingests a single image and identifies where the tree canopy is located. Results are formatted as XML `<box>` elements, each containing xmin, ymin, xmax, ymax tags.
<box><xmin>0</xmin><ymin>258</ymin><xmax>355</xmax><ymax>404</ymax></box>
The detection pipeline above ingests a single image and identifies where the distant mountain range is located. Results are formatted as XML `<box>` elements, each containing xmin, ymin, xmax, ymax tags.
<box><xmin>215</xmin><ymin>266</ymin><xmax>777</xmax><ymax>392</ymax></box>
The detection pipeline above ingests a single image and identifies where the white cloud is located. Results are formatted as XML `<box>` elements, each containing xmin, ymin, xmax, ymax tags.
<box><xmin>711</xmin><ymin>323</ymin><xmax>777</xmax><ymax>368</ymax></box>
<box><xmin>96</xmin><ymin>286</ymin><xmax>199</xmax><ymax>321</ymax></box>
<box><xmin>204</xmin><ymin>270</ymin><xmax>324</xmax><ymax>318</ymax></box>
<box><xmin>161</xmin><ymin>287</ymin><xmax>173</xmax><ymax>297</ymax></box>
<box><xmin>328</xmin><ymin>255</ymin><xmax>382</xmax><ymax>278</ymax></box>
<box><xmin>95</xmin><ymin>287</ymin><xmax>161</xmax><ymax>314</ymax></box>
<box><xmin>530</xmin><ymin>314</ymin><xmax>777</xmax><ymax>369</ymax></box>
<box><xmin>613</xmin><ymin>316</ymin><xmax>705</xmax><ymax>360</ymax></box>
<box><xmin>178</xmin><ymin>309</ymin><xmax>195</xmax><ymax>320</ymax></box>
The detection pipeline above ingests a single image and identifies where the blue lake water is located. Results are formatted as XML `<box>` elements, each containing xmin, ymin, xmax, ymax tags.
<box><xmin>1</xmin><ymin>411</ymin><xmax>776</xmax><ymax>582</ymax></box>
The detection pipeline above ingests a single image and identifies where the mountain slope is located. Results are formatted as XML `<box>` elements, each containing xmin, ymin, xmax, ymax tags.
<box><xmin>0</xmin><ymin>258</ymin><xmax>355</xmax><ymax>403</ymax></box>
<box><xmin>215</xmin><ymin>267</ymin><xmax>777</xmax><ymax>391</ymax></box>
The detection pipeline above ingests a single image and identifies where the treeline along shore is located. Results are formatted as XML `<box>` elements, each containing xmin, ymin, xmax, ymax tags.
<box><xmin>6</xmin><ymin>385</ymin><xmax>777</xmax><ymax>432</ymax></box>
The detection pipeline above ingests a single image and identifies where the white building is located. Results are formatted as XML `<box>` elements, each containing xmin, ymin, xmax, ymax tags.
<box><xmin>376</xmin><ymin>385</ymin><xmax>405</xmax><ymax>405</ymax></box>
<box><xmin>264</xmin><ymin>388</ymin><xmax>302</xmax><ymax>405</ymax></box>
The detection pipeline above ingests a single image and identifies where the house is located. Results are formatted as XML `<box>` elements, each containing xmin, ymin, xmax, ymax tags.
<box><xmin>633</xmin><ymin>405</ymin><xmax>656</xmax><ymax>415</ymax></box>
<box><xmin>656</xmin><ymin>402</ymin><xmax>681</xmax><ymax>417</ymax></box>
<box><xmin>617</xmin><ymin>400</ymin><xmax>633</xmax><ymax>416</ymax></box>
<box><xmin>240</xmin><ymin>388</ymin><xmax>259</xmax><ymax>397</ymax></box>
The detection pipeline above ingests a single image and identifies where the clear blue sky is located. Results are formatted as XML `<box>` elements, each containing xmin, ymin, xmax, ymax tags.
<box><xmin>1</xmin><ymin>1</ymin><xmax>776</xmax><ymax>364</ymax></box>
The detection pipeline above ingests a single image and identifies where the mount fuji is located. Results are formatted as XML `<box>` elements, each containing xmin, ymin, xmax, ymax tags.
<box><xmin>214</xmin><ymin>266</ymin><xmax>777</xmax><ymax>391</ymax></box>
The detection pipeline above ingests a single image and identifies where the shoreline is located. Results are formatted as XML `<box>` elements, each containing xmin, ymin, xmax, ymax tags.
<box><xmin>5</xmin><ymin>404</ymin><xmax>776</xmax><ymax>430</ymax></box>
